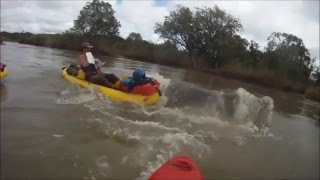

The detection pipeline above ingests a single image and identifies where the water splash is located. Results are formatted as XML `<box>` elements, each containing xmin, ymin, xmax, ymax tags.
<box><xmin>233</xmin><ymin>88</ymin><xmax>274</xmax><ymax>127</ymax></box>
<box><xmin>95</xmin><ymin>156</ymin><xmax>111</xmax><ymax>178</ymax></box>
<box><xmin>165</xmin><ymin>83</ymin><xmax>274</xmax><ymax>128</ymax></box>
<box><xmin>147</xmin><ymin>71</ymin><xmax>171</xmax><ymax>106</ymax></box>
<box><xmin>57</xmin><ymin>77</ymin><xmax>276</xmax><ymax>179</ymax></box>
<box><xmin>56</xmin><ymin>85</ymin><xmax>99</xmax><ymax>104</ymax></box>
<box><xmin>136</xmin><ymin>154</ymin><xmax>166</xmax><ymax>180</ymax></box>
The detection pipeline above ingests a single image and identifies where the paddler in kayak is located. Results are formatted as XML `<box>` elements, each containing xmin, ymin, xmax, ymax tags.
<box><xmin>0</xmin><ymin>62</ymin><xmax>6</xmax><ymax>72</ymax></box>
<box><xmin>79</xmin><ymin>42</ymin><xmax>119</xmax><ymax>89</ymax></box>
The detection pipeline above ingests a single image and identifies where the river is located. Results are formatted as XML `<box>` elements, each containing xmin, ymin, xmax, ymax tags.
<box><xmin>1</xmin><ymin>42</ymin><xmax>319</xmax><ymax>179</ymax></box>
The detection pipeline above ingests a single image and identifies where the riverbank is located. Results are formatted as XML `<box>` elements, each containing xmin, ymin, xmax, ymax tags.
<box><xmin>109</xmin><ymin>51</ymin><xmax>319</xmax><ymax>102</ymax></box>
<box><xmin>211</xmin><ymin>67</ymin><xmax>320</xmax><ymax>102</ymax></box>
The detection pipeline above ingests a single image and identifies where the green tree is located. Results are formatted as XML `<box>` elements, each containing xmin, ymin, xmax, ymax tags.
<box><xmin>126</xmin><ymin>32</ymin><xmax>143</xmax><ymax>41</ymax></box>
<box><xmin>155</xmin><ymin>6</ymin><xmax>196</xmax><ymax>51</ymax></box>
<box><xmin>194</xmin><ymin>6</ymin><xmax>243</xmax><ymax>68</ymax></box>
<box><xmin>265</xmin><ymin>32</ymin><xmax>314</xmax><ymax>82</ymax></box>
<box><xmin>71</xmin><ymin>0</ymin><xmax>120</xmax><ymax>38</ymax></box>
<box><xmin>248</xmin><ymin>40</ymin><xmax>262</xmax><ymax>67</ymax></box>
<box><xmin>311</xmin><ymin>66</ymin><xmax>320</xmax><ymax>84</ymax></box>
<box><xmin>154</xmin><ymin>5</ymin><xmax>243</xmax><ymax>68</ymax></box>
<box><xmin>266</xmin><ymin>32</ymin><xmax>312</xmax><ymax>67</ymax></box>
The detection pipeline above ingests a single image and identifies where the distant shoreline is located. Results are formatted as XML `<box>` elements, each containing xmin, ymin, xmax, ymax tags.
<box><xmin>2</xmin><ymin>40</ymin><xmax>319</xmax><ymax>102</ymax></box>
<box><xmin>96</xmin><ymin>44</ymin><xmax>320</xmax><ymax>102</ymax></box>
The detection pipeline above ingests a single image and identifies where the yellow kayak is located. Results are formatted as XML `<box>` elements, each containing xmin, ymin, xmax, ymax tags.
<box><xmin>0</xmin><ymin>68</ymin><xmax>8</xmax><ymax>80</ymax></box>
<box><xmin>61</xmin><ymin>67</ymin><xmax>160</xmax><ymax>105</ymax></box>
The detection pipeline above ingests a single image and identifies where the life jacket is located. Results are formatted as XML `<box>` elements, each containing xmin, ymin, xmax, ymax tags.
<box><xmin>120</xmin><ymin>77</ymin><xmax>160</xmax><ymax>96</ymax></box>
<box><xmin>131</xmin><ymin>78</ymin><xmax>160</xmax><ymax>96</ymax></box>
<box><xmin>120</xmin><ymin>68</ymin><xmax>161</xmax><ymax>95</ymax></box>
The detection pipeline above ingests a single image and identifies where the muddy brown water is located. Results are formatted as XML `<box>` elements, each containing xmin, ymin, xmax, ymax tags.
<box><xmin>1</xmin><ymin>42</ymin><xmax>319</xmax><ymax>179</ymax></box>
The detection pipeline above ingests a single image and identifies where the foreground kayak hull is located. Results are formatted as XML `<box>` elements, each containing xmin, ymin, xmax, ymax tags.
<box><xmin>148</xmin><ymin>156</ymin><xmax>204</xmax><ymax>180</ymax></box>
<box><xmin>61</xmin><ymin>68</ymin><xmax>160</xmax><ymax>105</ymax></box>
<box><xmin>0</xmin><ymin>68</ymin><xmax>8</xmax><ymax>80</ymax></box>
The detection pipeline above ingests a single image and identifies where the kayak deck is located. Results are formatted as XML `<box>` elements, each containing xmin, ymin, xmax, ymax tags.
<box><xmin>148</xmin><ymin>156</ymin><xmax>204</xmax><ymax>180</ymax></box>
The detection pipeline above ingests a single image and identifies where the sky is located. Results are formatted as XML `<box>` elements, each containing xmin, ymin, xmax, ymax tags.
<box><xmin>1</xmin><ymin>0</ymin><xmax>319</xmax><ymax>62</ymax></box>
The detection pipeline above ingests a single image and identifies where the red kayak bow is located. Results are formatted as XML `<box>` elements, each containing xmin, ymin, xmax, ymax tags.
<box><xmin>148</xmin><ymin>156</ymin><xmax>203</xmax><ymax>180</ymax></box>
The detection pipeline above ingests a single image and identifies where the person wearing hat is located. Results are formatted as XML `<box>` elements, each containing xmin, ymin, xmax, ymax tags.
<box><xmin>79</xmin><ymin>42</ymin><xmax>119</xmax><ymax>88</ymax></box>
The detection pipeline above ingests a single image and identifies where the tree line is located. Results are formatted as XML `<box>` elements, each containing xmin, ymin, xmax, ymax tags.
<box><xmin>1</xmin><ymin>0</ymin><xmax>319</xmax><ymax>100</ymax></box>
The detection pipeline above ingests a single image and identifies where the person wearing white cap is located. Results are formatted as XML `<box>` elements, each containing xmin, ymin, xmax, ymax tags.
<box><xmin>79</xmin><ymin>42</ymin><xmax>119</xmax><ymax>88</ymax></box>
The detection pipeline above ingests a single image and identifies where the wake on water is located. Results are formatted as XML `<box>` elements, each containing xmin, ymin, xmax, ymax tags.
<box><xmin>56</xmin><ymin>74</ymin><xmax>275</xmax><ymax>179</ymax></box>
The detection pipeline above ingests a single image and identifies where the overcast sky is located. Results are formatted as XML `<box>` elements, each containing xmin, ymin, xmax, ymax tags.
<box><xmin>1</xmin><ymin>0</ymin><xmax>319</xmax><ymax>62</ymax></box>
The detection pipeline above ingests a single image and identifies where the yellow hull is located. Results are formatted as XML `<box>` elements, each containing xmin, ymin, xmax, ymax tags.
<box><xmin>61</xmin><ymin>68</ymin><xmax>160</xmax><ymax>105</ymax></box>
<box><xmin>0</xmin><ymin>68</ymin><xmax>8</xmax><ymax>80</ymax></box>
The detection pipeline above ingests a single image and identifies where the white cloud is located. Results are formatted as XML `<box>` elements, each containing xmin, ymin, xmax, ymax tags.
<box><xmin>1</xmin><ymin>0</ymin><xmax>87</xmax><ymax>33</ymax></box>
<box><xmin>113</xmin><ymin>1</ymin><xmax>168</xmax><ymax>42</ymax></box>
<box><xmin>0</xmin><ymin>0</ymin><xmax>319</xmax><ymax>60</ymax></box>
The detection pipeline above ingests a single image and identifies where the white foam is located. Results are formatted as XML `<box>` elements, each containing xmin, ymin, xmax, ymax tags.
<box><xmin>147</xmin><ymin>72</ymin><xmax>171</xmax><ymax>94</ymax></box>
<box><xmin>56</xmin><ymin>94</ymin><xmax>96</xmax><ymax>104</ymax></box>
<box><xmin>56</xmin><ymin>85</ymin><xmax>98</xmax><ymax>104</ymax></box>
<box><xmin>161</xmin><ymin>132</ymin><xmax>211</xmax><ymax>153</ymax></box>
<box><xmin>189</xmin><ymin>115</ymin><xmax>230</xmax><ymax>127</ymax></box>
<box><xmin>252</xmin><ymin>126</ymin><xmax>275</xmax><ymax>139</ymax></box>
<box><xmin>74</xmin><ymin>85</ymin><xmax>279</xmax><ymax>179</ymax></box>
<box><xmin>121</xmin><ymin>156</ymin><xmax>129</xmax><ymax>165</ymax></box>
<box><xmin>147</xmin><ymin>71</ymin><xmax>171</xmax><ymax>107</ymax></box>
<box><xmin>153</xmin><ymin>106</ymin><xmax>230</xmax><ymax>127</ymax></box>
<box><xmin>136</xmin><ymin>154</ymin><xmax>166</xmax><ymax>180</ymax></box>
<box><xmin>52</xmin><ymin>134</ymin><xmax>64</xmax><ymax>138</ymax></box>
<box><xmin>140</xmin><ymin>105</ymin><xmax>165</xmax><ymax>116</ymax></box>
<box><xmin>233</xmin><ymin>88</ymin><xmax>274</xmax><ymax>127</ymax></box>
<box><xmin>84</xmin><ymin>169</ymin><xmax>97</xmax><ymax>180</ymax></box>
<box><xmin>85</xmin><ymin>105</ymin><xmax>182</xmax><ymax>132</ymax></box>
<box><xmin>234</xmin><ymin>135</ymin><xmax>247</xmax><ymax>146</ymax></box>
<box><xmin>95</xmin><ymin>156</ymin><xmax>111</xmax><ymax>177</ymax></box>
